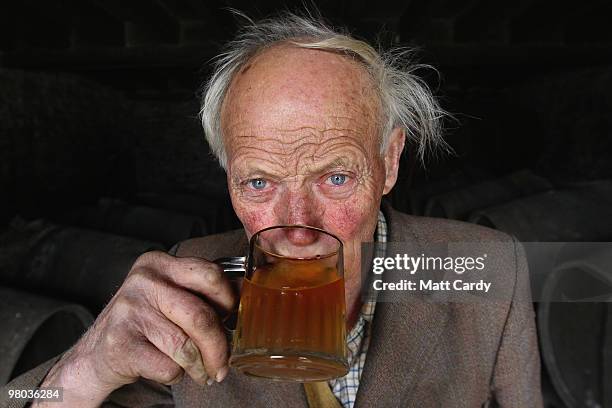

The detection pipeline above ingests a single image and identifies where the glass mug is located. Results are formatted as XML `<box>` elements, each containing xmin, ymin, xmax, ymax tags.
<box><xmin>216</xmin><ymin>225</ymin><xmax>349</xmax><ymax>382</ymax></box>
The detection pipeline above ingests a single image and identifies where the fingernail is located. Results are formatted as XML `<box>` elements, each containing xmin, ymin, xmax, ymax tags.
<box><xmin>207</xmin><ymin>378</ymin><xmax>214</xmax><ymax>386</ymax></box>
<box><xmin>216</xmin><ymin>366</ymin><xmax>229</xmax><ymax>383</ymax></box>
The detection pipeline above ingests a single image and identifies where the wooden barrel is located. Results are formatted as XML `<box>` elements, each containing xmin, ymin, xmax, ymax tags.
<box><xmin>468</xmin><ymin>180</ymin><xmax>612</xmax><ymax>241</ymax></box>
<box><xmin>0</xmin><ymin>219</ymin><xmax>163</xmax><ymax>313</ymax></box>
<box><xmin>58</xmin><ymin>198</ymin><xmax>209</xmax><ymax>248</ymax></box>
<box><xmin>400</xmin><ymin>171</ymin><xmax>476</xmax><ymax>216</ymax></box>
<box><xmin>538</xmin><ymin>245</ymin><xmax>612</xmax><ymax>408</ymax></box>
<box><xmin>424</xmin><ymin>170</ymin><xmax>552</xmax><ymax>220</ymax></box>
<box><xmin>0</xmin><ymin>287</ymin><xmax>93</xmax><ymax>385</ymax></box>
<box><xmin>389</xmin><ymin>166</ymin><xmax>493</xmax><ymax>216</ymax></box>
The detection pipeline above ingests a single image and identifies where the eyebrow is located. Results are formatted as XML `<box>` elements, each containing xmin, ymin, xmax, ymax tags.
<box><xmin>312</xmin><ymin>157</ymin><xmax>351</xmax><ymax>171</ymax></box>
<box><xmin>234</xmin><ymin>156</ymin><xmax>356</xmax><ymax>180</ymax></box>
<box><xmin>232</xmin><ymin>167</ymin><xmax>285</xmax><ymax>182</ymax></box>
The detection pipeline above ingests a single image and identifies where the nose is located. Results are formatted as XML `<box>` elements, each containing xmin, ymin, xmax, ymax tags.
<box><xmin>285</xmin><ymin>227</ymin><xmax>319</xmax><ymax>246</ymax></box>
<box><xmin>269</xmin><ymin>187</ymin><xmax>330</xmax><ymax>257</ymax></box>
<box><xmin>275</xmin><ymin>186</ymin><xmax>323</xmax><ymax>229</ymax></box>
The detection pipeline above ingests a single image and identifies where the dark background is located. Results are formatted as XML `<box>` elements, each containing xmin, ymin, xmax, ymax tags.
<box><xmin>1</xmin><ymin>1</ymin><xmax>611</xmax><ymax>407</ymax></box>
<box><xmin>1</xmin><ymin>0</ymin><xmax>612</xmax><ymax>224</ymax></box>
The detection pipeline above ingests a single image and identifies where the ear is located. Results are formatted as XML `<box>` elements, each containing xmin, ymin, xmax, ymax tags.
<box><xmin>383</xmin><ymin>127</ymin><xmax>406</xmax><ymax>195</ymax></box>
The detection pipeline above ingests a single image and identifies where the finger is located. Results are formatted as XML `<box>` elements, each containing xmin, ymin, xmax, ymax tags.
<box><xmin>153</xmin><ymin>281</ymin><xmax>229</xmax><ymax>382</ymax></box>
<box><xmin>140</xmin><ymin>310</ymin><xmax>211</xmax><ymax>386</ymax></box>
<box><xmin>170</xmin><ymin>256</ymin><xmax>238</xmax><ymax>314</ymax></box>
<box><xmin>141</xmin><ymin>251</ymin><xmax>238</xmax><ymax>314</ymax></box>
<box><xmin>131</xmin><ymin>339</ymin><xmax>185</xmax><ymax>386</ymax></box>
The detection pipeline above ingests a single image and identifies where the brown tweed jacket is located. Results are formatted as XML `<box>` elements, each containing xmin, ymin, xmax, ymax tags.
<box><xmin>1</xmin><ymin>203</ymin><xmax>543</xmax><ymax>407</ymax></box>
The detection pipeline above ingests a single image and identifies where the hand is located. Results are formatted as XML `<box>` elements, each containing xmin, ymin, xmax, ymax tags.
<box><xmin>34</xmin><ymin>251</ymin><xmax>237</xmax><ymax>407</ymax></box>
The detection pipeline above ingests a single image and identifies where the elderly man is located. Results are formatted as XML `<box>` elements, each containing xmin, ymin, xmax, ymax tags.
<box><xmin>3</xmin><ymin>12</ymin><xmax>542</xmax><ymax>408</ymax></box>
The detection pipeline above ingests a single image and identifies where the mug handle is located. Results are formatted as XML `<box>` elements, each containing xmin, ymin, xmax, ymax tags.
<box><xmin>213</xmin><ymin>256</ymin><xmax>246</xmax><ymax>332</ymax></box>
<box><xmin>214</xmin><ymin>256</ymin><xmax>247</xmax><ymax>278</ymax></box>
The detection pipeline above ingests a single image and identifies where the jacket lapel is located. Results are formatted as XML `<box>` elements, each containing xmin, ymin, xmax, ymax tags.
<box><xmin>354</xmin><ymin>204</ymin><xmax>451</xmax><ymax>406</ymax></box>
<box><xmin>354</xmin><ymin>297</ymin><xmax>451</xmax><ymax>406</ymax></box>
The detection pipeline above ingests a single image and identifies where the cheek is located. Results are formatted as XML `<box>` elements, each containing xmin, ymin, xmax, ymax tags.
<box><xmin>322</xmin><ymin>197</ymin><xmax>375</xmax><ymax>243</ymax></box>
<box><xmin>323</xmin><ymin>199</ymin><xmax>377</xmax><ymax>281</ymax></box>
<box><xmin>230</xmin><ymin>196</ymin><xmax>276</xmax><ymax>238</ymax></box>
<box><xmin>322</xmin><ymin>171</ymin><xmax>384</xmax><ymax>242</ymax></box>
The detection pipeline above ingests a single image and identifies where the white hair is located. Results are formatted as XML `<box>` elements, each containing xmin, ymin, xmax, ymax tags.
<box><xmin>199</xmin><ymin>11</ymin><xmax>450</xmax><ymax>169</ymax></box>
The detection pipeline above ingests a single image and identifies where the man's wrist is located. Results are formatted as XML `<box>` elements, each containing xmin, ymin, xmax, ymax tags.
<box><xmin>32</xmin><ymin>353</ymin><xmax>117</xmax><ymax>408</ymax></box>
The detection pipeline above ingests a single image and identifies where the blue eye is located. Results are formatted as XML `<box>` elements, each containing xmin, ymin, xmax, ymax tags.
<box><xmin>329</xmin><ymin>174</ymin><xmax>347</xmax><ymax>186</ymax></box>
<box><xmin>249</xmin><ymin>179</ymin><xmax>267</xmax><ymax>190</ymax></box>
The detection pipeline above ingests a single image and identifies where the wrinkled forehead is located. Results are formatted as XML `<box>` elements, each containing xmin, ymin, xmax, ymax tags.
<box><xmin>220</xmin><ymin>44</ymin><xmax>383</xmax><ymax>156</ymax></box>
